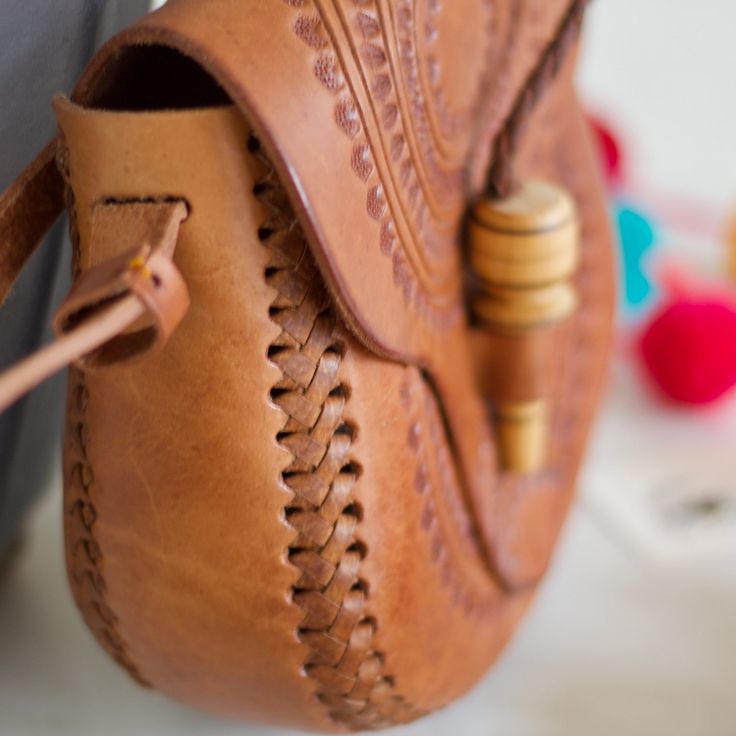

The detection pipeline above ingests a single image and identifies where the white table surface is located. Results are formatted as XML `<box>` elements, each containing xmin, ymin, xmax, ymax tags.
<box><xmin>3</xmin><ymin>0</ymin><xmax>736</xmax><ymax>734</ymax></box>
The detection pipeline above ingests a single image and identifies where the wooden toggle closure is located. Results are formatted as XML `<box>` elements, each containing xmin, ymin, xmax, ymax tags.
<box><xmin>468</xmin><ymin>180</ymin><xmax>580</xmax><ymax>473</ymax></box>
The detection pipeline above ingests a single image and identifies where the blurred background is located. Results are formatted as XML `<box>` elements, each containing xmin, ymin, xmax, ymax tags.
<box><xmin>1</xmin><ymin>1</ymin><xmax>736</xmax><ymax>734</ymax></box>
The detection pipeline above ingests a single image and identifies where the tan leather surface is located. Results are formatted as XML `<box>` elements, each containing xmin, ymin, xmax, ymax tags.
<box><xmin>51</xmin><ymin>0</ymin><xmax>615</xmax><ymax>731</ymax></box>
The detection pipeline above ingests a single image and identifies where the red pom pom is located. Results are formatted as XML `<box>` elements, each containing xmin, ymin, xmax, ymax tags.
<box><xmin>639</xmin><ymin>300</ymin><xmax>736</xmax><ymax>405</ymax></box>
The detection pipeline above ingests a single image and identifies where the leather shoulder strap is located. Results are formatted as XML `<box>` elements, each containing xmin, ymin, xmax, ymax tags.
<box><xmin>0</xmin><ymin>139</ymin><xmax>65</xmax><ymax>305</ymax></box>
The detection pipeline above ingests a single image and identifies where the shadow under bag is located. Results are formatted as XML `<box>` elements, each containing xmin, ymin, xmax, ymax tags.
<box><xmin>0</xmin><ymin>0</ymin><xmax>613</xmax><ymax>730</ymax></box>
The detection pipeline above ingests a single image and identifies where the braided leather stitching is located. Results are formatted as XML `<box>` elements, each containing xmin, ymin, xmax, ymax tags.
<box><xmin>248</xmin><ymin>135</ymin><xmax>423</xmax><ymax>730</ymax></box>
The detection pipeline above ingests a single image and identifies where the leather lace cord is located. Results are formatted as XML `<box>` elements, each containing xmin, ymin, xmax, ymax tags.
<box><xmin>0</xmin><ymin>296</ymin><xmax>145</xmax><ymax>413</ymax></box>
<box><xmin>486</xmin><ymin>0</ymin><xmax>589</xmax><ymax>198</ymax></box>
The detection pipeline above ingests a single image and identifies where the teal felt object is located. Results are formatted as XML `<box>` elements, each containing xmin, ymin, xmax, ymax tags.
<box><xmin>615</xmin><ymin>203</ymin><xmax>657</xmax><ymax>313</ymax></box>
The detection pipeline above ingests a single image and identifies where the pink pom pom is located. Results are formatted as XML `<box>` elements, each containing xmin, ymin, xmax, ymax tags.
<box><xmin>639</xmin><ymin>299</ymin><xmax>736</xmax><ymax>405</ymax></box>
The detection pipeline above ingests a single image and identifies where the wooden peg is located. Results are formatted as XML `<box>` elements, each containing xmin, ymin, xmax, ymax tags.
<box><xmin>468</xmin><ymin>180</ymin><xmax>579</xmax><ymax>474</ymax></box>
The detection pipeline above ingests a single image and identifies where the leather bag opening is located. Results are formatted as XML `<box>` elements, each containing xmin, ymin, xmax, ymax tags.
<box><xmin>79</xmin><ymin>44</ymin><xmax>230</xmax><ymax>112</ymax></box>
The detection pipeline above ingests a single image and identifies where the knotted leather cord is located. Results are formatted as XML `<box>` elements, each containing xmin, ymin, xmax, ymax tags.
<box><xmin>486</xmin><ymin>0</ymin><xmax>589</xmax><ymax>198</ymax></box>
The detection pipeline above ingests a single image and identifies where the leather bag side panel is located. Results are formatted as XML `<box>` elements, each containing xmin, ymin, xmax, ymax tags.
<box><xmin>58</xmin><ymin>103</ymin><xmax>335</xmax><ymax>730</ymax></box>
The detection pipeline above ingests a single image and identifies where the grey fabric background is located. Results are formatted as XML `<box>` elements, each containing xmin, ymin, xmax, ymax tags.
<box><xmin>0</xmin><ymin>1</ymin><xmax>150</xmax><ymax>556</ymax></box>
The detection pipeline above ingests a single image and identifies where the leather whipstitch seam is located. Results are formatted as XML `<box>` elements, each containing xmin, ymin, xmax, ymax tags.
<box><xmin>58</xmin><ymin>140</ymin><xmax>149</xmax><ymax>687</ymax></box>
<box><xmin>248</xmin><ymin>134</ymin><xmax>423</xmax><ymax>730</ymax></box>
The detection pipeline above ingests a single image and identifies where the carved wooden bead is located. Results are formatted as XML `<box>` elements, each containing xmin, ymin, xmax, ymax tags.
<box><xmin>469</xmin><ymin>180</ymin><xmax>579</xmax><ymax>328</ymax></box>
<box><xmin>468</xmin><ymin>180</ymin><xmax>580</xmax><ymax>474</ymax></box>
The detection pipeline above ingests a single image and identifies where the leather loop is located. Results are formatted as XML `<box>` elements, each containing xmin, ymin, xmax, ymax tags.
<box><xmin>0</xmin><ymin>199</ymin><xmax>189</xmax><ymax>412</ymax></box>
<box><xmin>54</xmin><ymin>198</ymin><xmax>190</xmax><ymax>368</ymax></box>
<box><xmin>54</xmin><ymin>241</ymin><xmax>190</xmax><ymax>368</ymax></box>
<box><xmin>132</xmin><ymin>248</ymin><xmax>190</xmax><ymax>346</ymax></box>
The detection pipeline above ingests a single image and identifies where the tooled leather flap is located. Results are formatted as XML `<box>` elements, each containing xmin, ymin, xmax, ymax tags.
<box><xmin>70</xmin><ymin>0</ymin><xmax>575</xmax><ymax>366</ymax></box>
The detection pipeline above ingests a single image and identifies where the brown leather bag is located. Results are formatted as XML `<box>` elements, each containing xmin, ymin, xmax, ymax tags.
<box><xmin>0</xmin><ymin>0</ymin><xmax>613</xmax><ymax>730</ymax></box>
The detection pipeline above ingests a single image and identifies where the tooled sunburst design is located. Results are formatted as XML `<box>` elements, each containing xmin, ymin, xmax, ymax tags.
<box><xmin>284</xmin><ymin>0</ymin><xmax>467</xmax><ymax>328</ymax></box>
